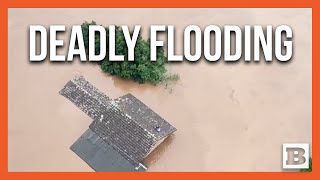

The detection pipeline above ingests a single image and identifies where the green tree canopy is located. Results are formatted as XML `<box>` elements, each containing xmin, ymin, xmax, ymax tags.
<box><xmin>82</xmin><ymin>21</ymin><xmax>177</xmax><ymax>84</ymax></box>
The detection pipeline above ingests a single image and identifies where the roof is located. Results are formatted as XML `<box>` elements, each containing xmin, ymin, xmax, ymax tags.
<box><xmin>114</xmin><ymin>94</ymin><xmax>177</xmax><ymax>141</ymax></box>
<box><xmin>89</xmin><ymin>108</ymin><xmax>156</xmax><ymax>163</ymax></box>
<box><xmin>71</xmin><ymin>129</ymin><xmax>146</xmax><ymax>172</ymax></box>
<box><xmin>60</xmin><ymin>75</ymin><xmax>177</xmax><ymax>171</ymax></box>
<box><xmin>59</xmin><ymin>75</ymin><xmax>112</xmax><ymax>120</ymax></box>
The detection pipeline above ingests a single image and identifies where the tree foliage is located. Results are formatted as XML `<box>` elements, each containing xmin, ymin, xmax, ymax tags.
<box><xmin>82</xmin><ymin>21</ymin><xmax>177</xmax><ymax>84</ymax></box>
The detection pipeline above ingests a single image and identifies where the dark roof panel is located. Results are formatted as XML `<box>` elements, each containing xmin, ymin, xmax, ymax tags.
<box><xmin>71</xmin><ymin>129</ymin><xmax>147</xmax><ymax>172</ymax></box>
<box><xmin>114</xmin><ymin>94</ymin><xmax>177</xmax><ymax>140</ymax></box>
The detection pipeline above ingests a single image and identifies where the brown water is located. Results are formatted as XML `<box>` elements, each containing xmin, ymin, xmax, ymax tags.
<box><xmin>8</xmin><ymin>8</ymin><xmax>312</xmax><ymax>172</ymax></box>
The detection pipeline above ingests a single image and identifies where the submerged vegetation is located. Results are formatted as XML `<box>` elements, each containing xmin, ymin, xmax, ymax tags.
<box><xmin>81</xmin><ymin>21</ymin><xmax>179</xmax><ymax>85</ymax></box>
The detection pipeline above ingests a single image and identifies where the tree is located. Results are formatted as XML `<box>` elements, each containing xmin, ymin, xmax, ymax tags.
<box><xmin>82</xmin><ymin>21</ymin><xmax>177</xmax><ymax>84</ymax></box>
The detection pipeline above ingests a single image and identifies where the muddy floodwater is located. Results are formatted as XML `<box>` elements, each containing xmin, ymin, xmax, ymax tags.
<box><xmin>8</xmin><ymin>8</ymin><xmax>311</xmax><ymax>172</ymax></box>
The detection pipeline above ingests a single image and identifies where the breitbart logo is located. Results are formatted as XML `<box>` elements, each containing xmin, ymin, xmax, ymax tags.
<box><xmin>282</xmin><ymin>143</ymin><xmax>310</xmax><ymax>169</ymax></box>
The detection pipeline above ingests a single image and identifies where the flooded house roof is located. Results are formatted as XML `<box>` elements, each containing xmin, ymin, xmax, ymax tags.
<box><xmin>71</xmin><ymin>129</ymin><xmax>146</xmax><ymax>172</ymax></box>
<box><xmin>59</xmin><ymin>75</ymin><xmax>176</xmax><ymax>172</ymax></box>
<box><xmin>114</xmin><ymin>94</ymin><xmax>177</xmax><ymax>141</ymax></box>
<box><xmin>59</xmin><ymin>76</ymin><xmax>112</xmax><ymax>120</ymax></box>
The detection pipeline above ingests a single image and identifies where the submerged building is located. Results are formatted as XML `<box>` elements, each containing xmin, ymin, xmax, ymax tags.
<box><xmin>59</xmin><ymin>76</ymin><xmax>177</xmax><ymax>172</ymax></box>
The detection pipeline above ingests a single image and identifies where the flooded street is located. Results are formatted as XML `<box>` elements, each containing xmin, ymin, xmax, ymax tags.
<box><xmin>8</xmin><ymin>8</ymin><xmax>311</xmax><ymax>171</ymax></box>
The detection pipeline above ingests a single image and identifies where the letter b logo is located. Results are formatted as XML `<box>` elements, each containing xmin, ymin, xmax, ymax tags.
<box><xmin>282</xmin><ymin>144</ymin><xmax>309</xmax><ymax>169</ymax></box>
